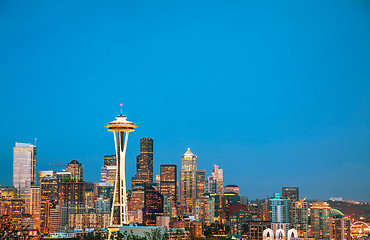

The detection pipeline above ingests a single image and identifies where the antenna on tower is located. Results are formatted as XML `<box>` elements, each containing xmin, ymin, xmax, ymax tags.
<box><xmin>34</xmin><ymin>137</ymin><xmax>37</xmax><ymax>146</ymax></box>
<box><xmin>120</xmin><ymin>103</ymin><xmax>123</xmax><ymax>115</ymax></box>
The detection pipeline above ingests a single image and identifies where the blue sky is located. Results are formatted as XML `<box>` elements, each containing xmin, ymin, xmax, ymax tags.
<box><xmin>0</xmin><ymin>0</ymin><xmax>369</xmax><ymax>201</ymax></box>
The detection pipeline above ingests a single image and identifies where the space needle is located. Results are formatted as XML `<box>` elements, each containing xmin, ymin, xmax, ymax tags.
<box><xmin>105</xmin><ymin>104</ymin><xmax>137</xmax><ymax>237</ymax></box>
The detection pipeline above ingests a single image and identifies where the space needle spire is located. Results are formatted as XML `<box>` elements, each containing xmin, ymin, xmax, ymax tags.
<box><xmin>105</xmin><ymin>104</ymin><xmax>137</xmax><ymax>237</ymax></box>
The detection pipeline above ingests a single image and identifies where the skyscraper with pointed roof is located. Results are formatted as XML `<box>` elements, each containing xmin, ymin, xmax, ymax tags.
<box><xmin>180</xmin><ymin>148</ymin><xmax>197</xmax><ymax>214</ymax></box>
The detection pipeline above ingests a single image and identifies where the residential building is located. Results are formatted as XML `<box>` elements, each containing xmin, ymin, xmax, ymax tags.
<box><xmin>66</xmin><ymin>160</ymin><xmax>83</xmax><ymax>182</ymax></box>
<box><xmin>311</xmin><ymin>201</ymin><xmax>331</xmax><ymax>240</ymax></box>
<box><xmin>289</xmin><ymin>199</ymin><xmax>309</xmax><ymax>238</ymax></box>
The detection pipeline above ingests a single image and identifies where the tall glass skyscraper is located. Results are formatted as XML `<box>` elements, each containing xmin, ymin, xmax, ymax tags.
<box><xmin>13</xmin><ymin>142</ymin><xmax>36</xmax><ymax>214</ymax></box>
<box><xmin>180</xmin><ymin>148</ymin><xmax>197</xmax><ymax>214</ymax></box>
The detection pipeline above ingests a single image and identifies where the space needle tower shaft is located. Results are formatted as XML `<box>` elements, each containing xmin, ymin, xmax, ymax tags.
<box><xmin>105</xmin><ymin>104</ymin><xmax>137</xmax><ymax>228</ymax></box>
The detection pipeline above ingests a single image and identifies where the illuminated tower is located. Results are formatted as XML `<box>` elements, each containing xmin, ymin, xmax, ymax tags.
<box><xmin>105</xmin><ymin>105</ymin><xmax>137</xmax><ymax>227</ymax></box>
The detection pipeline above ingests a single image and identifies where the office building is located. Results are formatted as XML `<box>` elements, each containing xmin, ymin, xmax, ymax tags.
<box><xmin>159</xmin><ymin>164</ymin><xmax>177</xmax><ymax>202</ymax></box>
<box><xmin>13</xmin><ymin>142</ymin><xmax>36</xmax><ymax>214</ymax></box>
<box><xmin>282</xmin><ymin>187</ymin><xmax>299</xmax><ymax>201</ymax></box>
<box><xmin>66</xmin><ymin>160</ymin><xmax>83</xmax><ymax>182</ymax></box>
<box><xmin>180</xmin><ymin>148</ymin><xmax>197</xmax><ymax>214</ymax></box>
<box><xmin>143</xmin><ymin>184</ymin><xmax>163</xmax><ymax>226</ymax></box>
<box><xmin>196</xmin><ymin>170</ymin><xmax>205</xmax><ymax>198</ymax></box>
<box><xmin>225</xmin><ymin>185</ymin><xmax>240</xmax><ymax>195</ymax></box>
<box><xmin>311</xmin><ymin>201</ymin><xmax>331</xmax><ymax>240</ymax></box>
<box><xmin>101</xmin><ymin>165</ymin><xmax>117</xmax><ymax>183</ymax></box>
<box><xmin>212</xmin><ymin>165</ymin><xmax>224</xmax><ymax>195</ymax></box>
<box><xmin>104</xmin><ymin>154</ymin><xmax>117</xmax><ymax>167</ymax></box>
<box><xmin>132</xmin><ymin>138</ymin><xmax>153</xmax><ymax>189</ymax></box>
<box><xmin>0</xmin><ymin>186</ymin><xmax>17</xmax><ymax>200</ymax></box>
<box><xmin>205</xmin><ymin>165</ymin><xmax>224</xmax><ymax>195</ymax></box>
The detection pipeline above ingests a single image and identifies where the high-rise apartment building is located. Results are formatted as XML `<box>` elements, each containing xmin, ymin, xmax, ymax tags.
<box><xmin>31</xmin><ymin>185</ymin><xmax>41</xmax><ymax>230</ymax></box>
<box><xmin>311</xmin><ymin>201</ymin><xmax>331</xmax><ymax>240</ymax></box>
<box><xmin>40</xmin><ymin>177</ymin><xmax>58</xmax><ymax>233</ymax></box>
<box><xmin>66</xmin><ymin>160</ymin><xmax>83</xmax><ymax>182</ymax></box>
<box><xmin>289</xmin><ymin>199</ymin><xmax>309</xmax><ymax>238</ymax></box>
<box><xmin>59</xmin><ymin>181</ymin><xmax>86</xmax><ymax>228</ymax></box>
<box><xmin>132</xmin><ymin>138</ymin><xmax>154</xmax><ymax>188</ymax></box>
<box><xmin>282</xmin><ymin>187</ymin><xmax>299</xmax><ymax>201</ymax></box>
<box><xmin>196</xmin><ymin>170</ymin><xmax>205</xmax><ymax>198</ymax></box>
<box><xmin>159</xmin><ymin>164</ymin><xmax>177</xmax><ymax>202</ymax></box>
<box><xmin>13</xmin><ymin>142</ymin><xmax>36</xmax><ymax>214</ymax></box>
<box><xmin>180</xmin><ymin>148</ymin><xmax>197</xmax><ymax>214</ymax></box>
<box><xmin>331</xmin><ymin>216</ymin><xmax>351</xmax><ymax>240</ymax></box>
<box><xmin>269</xmin><ymin>193</ymin><xmax>289</xmax><ymax>224</ymax></box>
<box><xmin>194</xmin><ymin>195</ymin><xmax>215</xmax><ymax>226</ymax></box>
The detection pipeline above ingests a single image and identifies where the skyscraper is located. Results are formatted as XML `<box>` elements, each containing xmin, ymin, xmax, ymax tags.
<box><xmin>143</xmin><ymin>184</ymin><xmax>163</xmax><ymax>226</ymax></box>
<box><xmin>13</xmin><ymin>142</ymin><xmax>36</xmax><ymax>214</ymax></box>
<box><xmin>205</xmin><ymin>165</ymin><xmax>224</xmax><ymax>195</ymax></box>
<box><xmin>180</xmin><ymin>148</ymin><xmax>197</xmax><ymax>214</ymax></box>
<box><xmin>66</xmin><ymin>160</ymin><xmax>83</xmax><ymax>182</ymax></box>
<box><xmin>159</xmin><ymin>164</ymin><xmax>177</xmax><ymax>202</ymax></box>
<box><xmin>282</xmin><ymin>187</ymin><xmax>299</xmax><ymax>201</ymax></box>
<box><xmin>311</xmin><ymin>201</ymin><xmax>331</xmax><ymax>240</ymax></box>
<box><xmin>196</xmin><ymin>170</ymin><xmax>205</xmax><ymax>198</ymax></box>
<box><xmin>132</xmin><ymin>138</ymin><xmax>154</xmax><ymax>188</ymax></box>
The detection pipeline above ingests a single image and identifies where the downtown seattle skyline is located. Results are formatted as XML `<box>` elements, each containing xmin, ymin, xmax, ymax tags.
<box><xmin>0</xmin><ymin>0</ymin><xmax>369</xmax><ymax>203</ymax></box>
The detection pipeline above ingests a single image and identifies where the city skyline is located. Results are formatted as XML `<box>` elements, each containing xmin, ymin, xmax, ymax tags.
<box><xmin>1</xmin><ymin>0</ymin><xmax>369</xmax><ymax>203</ymax></box>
